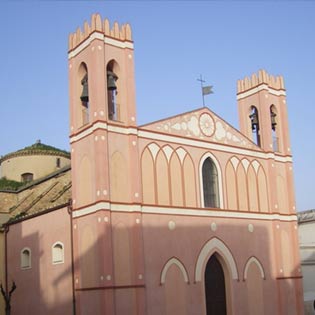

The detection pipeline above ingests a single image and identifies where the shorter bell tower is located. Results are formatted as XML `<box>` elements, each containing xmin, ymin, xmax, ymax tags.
<box><xmin>237</xmin><ymin>69</ymin><xmax>291</xmax><ymax>156</ymax></box>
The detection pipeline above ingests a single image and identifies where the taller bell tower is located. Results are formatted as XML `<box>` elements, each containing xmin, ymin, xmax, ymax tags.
<box><xmin>68</xmin><ymin>14</ymin><xmax>145</xmax><ymax>314</ymax></box>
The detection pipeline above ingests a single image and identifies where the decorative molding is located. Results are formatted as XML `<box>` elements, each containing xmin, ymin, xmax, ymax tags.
<box><xmin>72</xmin><ymin>202</ymin><xmax>298</xmax><ymax>222</ymax></box>
<box><xmin>195</xmin><ymin>237</ymin><xmax>238</xmax><ymax>281</ymax></box>
<box><xmin>160</xmin><ymin>257</ymin><xmax>189</xmax><ymax>284</ymax></box>
<box><xmin>243</xmin><ymin>256</ymin><xmax>265</xmax><ymax>280</ymax></box>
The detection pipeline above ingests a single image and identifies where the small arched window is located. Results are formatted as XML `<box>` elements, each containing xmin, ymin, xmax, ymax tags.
<box><xmin>21</xmin><ymin>247</ymin><xmax>31</xmax><ymax>269</ymax></box>
<box><xmin>21</xmin><ymin>173</ymin><xmax>33</xmax><ymax>182</ymax></box>
<box><xmin>52</xmin><ymin>242</ymin><xmax>64</xmax><ymax>264</ymax></box>
<box><xmin>202</xmin><ymin>157</ymin><xmax>220</xmax><ymax>208</ymax></box>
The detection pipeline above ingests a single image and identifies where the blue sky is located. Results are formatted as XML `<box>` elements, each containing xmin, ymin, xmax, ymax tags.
<box><xmin>0</xmin><ymin>1</ymin><xmax>314</xmax><ymax>211</ymax></box>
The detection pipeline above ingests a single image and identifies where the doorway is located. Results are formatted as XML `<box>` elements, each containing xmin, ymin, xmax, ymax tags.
<box><xmin>205</xmin><ymin>254</ymin><xmax>227</xmax><ymax>315</ymax></box>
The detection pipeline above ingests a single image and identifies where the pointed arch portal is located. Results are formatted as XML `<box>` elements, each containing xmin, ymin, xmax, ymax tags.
<box><xmin>205</xmin><ymin>255</ymin><xmax>227</xmax><ymax>315</ymax></box>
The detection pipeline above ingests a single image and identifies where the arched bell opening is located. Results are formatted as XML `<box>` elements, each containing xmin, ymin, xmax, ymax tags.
<box><xmin>270</xmin><ymin>105</ymin><xmax>279</xmax><ymax>152</ymax></box>
<box><xmin>249</xmin><ymin>106</ymin><xmax>261</xmax><ymax>147</ymax></box>
<box><xmin>78</xmin><ymin>63</ymin><xmax>89</xmax><ymax>126</ymax></box>
<box><xmin>106</xmin><ymin>60</ymin><xmax>120</xmax><ymax>121</ymax></box>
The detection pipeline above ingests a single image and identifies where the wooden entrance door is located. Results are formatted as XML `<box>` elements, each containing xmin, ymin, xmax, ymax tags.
<box><xmin>205</xmin><ymin>255</ymin><xmax>227</xmax><ymax>315</ymax></box>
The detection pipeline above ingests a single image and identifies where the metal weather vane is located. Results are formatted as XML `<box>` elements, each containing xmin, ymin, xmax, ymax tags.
<box><xmin>197</xmin><ymin>74</ymin><xmax>213</xmax><ymax>107</ymax></box>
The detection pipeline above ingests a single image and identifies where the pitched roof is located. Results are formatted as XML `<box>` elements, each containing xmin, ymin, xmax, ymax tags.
<box><xmin>0</xmin><ymin>166</ymin><xmax>71</xmax><ymax>225</ymax></box>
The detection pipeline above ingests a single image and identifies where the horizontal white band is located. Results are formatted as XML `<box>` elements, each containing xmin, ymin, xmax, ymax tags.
<box><xmin>237</xmin><ymin>84</ymin><xmax>286</xmax><ymax>100</ymax></box>
<box><xmin>72</xmin><ymin>201</ymin><xmax>110</xmax><ymax>218</ymax></box>
<box><xmin>68</xmin><ymin>32</ymin><xmax>134</xmax><ymax>59</ymax></box>
<box><xmin>72</xmin><ymin>201</ymin><xmax>297</xmax><ymax>222</ymax></box>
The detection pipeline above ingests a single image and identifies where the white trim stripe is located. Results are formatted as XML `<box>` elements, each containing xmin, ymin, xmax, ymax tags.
<box><xmin>70</xmin><ymin>122</ymin><xmax>138</xmax><ymax>143</ymax></box>
<box><xmin>72</xmin><ymin>202</ymin><xmax>297</xmax><ymax>222</ymax></box>
<box><xmin>68</xmin><ymin>32</ymin><xmax>104</xmax><ymax>59</ymax></box>
<box><xmin>68</xmin><ymin>33</ymin><xmax>134</xmax><ymax>59</ymax></box>
<box><xmin>104</xmin><ymin>37</ymin><xmax>134</xmax><ymax>49</ymax></box>
<box><xmin>142</xmin><ymin>206</ymin><xmax>297</xmax><ymax>221</ymax></box>
<box><xmin>72</xmin><ymin>202</ymin><xmax>110</xmax><ymax>218</ymax></box>
<box><xmin>237</xmin><ymin>84</ymin><xmax>286</xmax><ymax>100</ymax></box>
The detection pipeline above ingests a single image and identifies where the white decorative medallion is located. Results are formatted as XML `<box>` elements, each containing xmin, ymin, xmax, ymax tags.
<box><xmin>248</xmin><ymin>224</ymin><xmax>254</xmax><ymax>233</ymax></box>
<box><xmin>168</xmin><ymin>221</ymin><xmax>176</xmax><ymax>230</ymax></box>
<box><xmin>211</xmin><ymin>222</ymin><xmax>217</xmax><ymax>231</ymax></box>
<box><xmin>199</xmin><ymin>113</ymin><xmax>215</xmax><ymax>137</ymax></box>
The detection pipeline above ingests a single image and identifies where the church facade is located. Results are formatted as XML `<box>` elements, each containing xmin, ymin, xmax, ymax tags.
<box><xmin>3</xmin><ymin>14</ymin><xmax>304</xmax><ymax>315</ymax></box>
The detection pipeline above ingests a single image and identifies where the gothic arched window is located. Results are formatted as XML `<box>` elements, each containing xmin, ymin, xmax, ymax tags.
<box><xmin>202</xmin><ymin>157</ymin><xmax>220</xmax><ymax>208</ymax></box>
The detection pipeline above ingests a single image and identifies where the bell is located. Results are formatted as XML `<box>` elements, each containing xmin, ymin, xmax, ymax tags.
<box><xmin>80</xmin><ymin>74</ymin><xmax>89</xmax><ymax>102</ymax></box>
<box><xmin>270</xmin><ymin>110</ymin><xmax>277</xmax><ymax>131</ymax></box>
<box><xmin>249</xmin><ymin>112</ymin><xmax>259</xmax><ymax>131</ymax></box>
<box><xmin>107</xmin><ymin>71</ymin><xmax>118</xmax><ymax>90</ymax></box>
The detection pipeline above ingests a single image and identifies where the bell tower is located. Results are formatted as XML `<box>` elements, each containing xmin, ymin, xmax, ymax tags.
<box><xmin>68</xmin><ymin>14</ymin><xmax>140</xmax><ymax>209</ymax></box>
<box><xmin>68</xmin><ymin>14</ymin><xmax>145</xmax><ymax>314</ymax></box>
<box><xmin>237</xmin><ymin>69</ymin><xmax>291</xmax><ymax>155</ymax></box>
<box><xmin>68</xmin><ymin>14</ymin><xmax>136</xmax><ymax>131</ymax></box>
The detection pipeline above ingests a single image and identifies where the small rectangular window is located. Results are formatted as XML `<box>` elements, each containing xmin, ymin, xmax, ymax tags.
<box><xmin>52</xmin><ymin>243</ymin><xmax>64</xmax><ymax>264</ymax></box>
<box><xmin>21</xmin><ymin>248</ymin><xmax>31</xmax><ymax>269</ymax></box>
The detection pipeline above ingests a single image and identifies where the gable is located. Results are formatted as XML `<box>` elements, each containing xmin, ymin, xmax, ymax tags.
<box><xmin>140</xmin><ymin>108</ymin><xmax>260</xmax><ymax>150</ymax></box>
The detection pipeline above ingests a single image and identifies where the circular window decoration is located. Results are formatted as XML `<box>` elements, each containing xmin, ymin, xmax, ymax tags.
<box><xmin>199</xmin><ymin>113</ymin><xmax>215</xmax><ymax>137</ymax></box>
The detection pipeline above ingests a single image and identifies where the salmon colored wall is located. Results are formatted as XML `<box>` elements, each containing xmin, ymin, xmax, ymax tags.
<box><xmin>6</xmin><ymin>207</ymin><xmax>73</xmax><ymax>315</ymax></box>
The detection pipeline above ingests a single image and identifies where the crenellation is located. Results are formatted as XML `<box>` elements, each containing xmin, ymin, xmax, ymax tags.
<box><xmin>84</xmin><ymin>21</ymin><xmax>90</xmax><ymax>39</ymax></box>
<box><xmin>120</xmin><ymin>25</ymin><xmax>126</xmax><ymax>41</ymax></box>
<box><xmin>113</xmin><ymin>22</ymin><xmax>120</xmax><ymax>38</ymax></box>
<box><xmin>68</xmin><ymin>13</ymin><xmax>133</xmax><ymax>51</ymax></box>
<box><xmin>126</xmin><ymin>24</ymin><xmax>132</xmax><ymax>41</ymax></box>
<box><xmin>104</xmin><ymin>19</ymin><xmax>110</xmax><ymax>36</ymax></box>
<box><xmin>237</xmin><ymin>69</ymin><xmax>285</xmax><ymax>93</ymax></box>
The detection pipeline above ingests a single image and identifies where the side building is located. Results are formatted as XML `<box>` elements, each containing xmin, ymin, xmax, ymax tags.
<box><xmin>1</xmin><ymin>14</ymin><xmax>304</xmax><ymax>315</ymax></box>
<box><xmin>0</xmin><ymin>142</ymin><xmax>71</xmax><ymax>314</ymax></box>
<box><xmin>298</xmin><ymin>209</ymin><xmax>315</xmax><ymax>315</ymax></box>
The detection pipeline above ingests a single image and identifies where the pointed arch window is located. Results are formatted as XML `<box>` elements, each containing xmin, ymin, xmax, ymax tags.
<box><xmin>52</xmin><ymin>242</ymin><xmax>64</xmax><ymax>264</ymax></box>
<box><xmin>202</xmin><ymin>157</ymin><xmax>220</xmax><ymax>208</ymax></box>
<box><xmin>249</xmin><ymin>106</ymin><xmax>261</xmax><ymax>147</ymax></box>
<box><xmin>21</xmin><ymin>248</ymin><xmax>31</xmax><ymax>269</ymax></box>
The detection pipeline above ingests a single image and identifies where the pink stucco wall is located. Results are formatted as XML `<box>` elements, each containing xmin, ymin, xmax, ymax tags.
<box><xmin>6</xmin><ymin>207</ymin><xmax>73</xmax><ymax>315</ymax></box>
